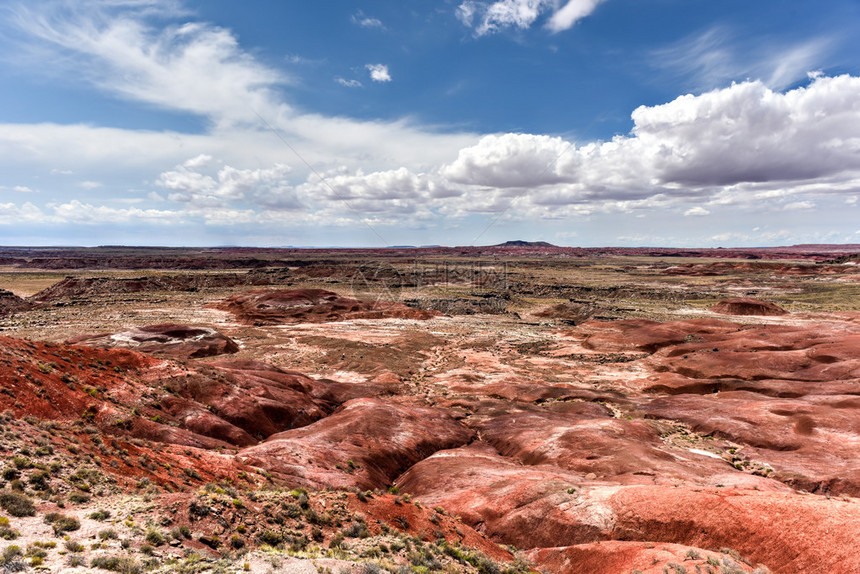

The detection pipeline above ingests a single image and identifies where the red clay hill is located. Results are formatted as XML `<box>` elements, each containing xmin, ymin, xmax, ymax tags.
<box><xmin>710</xmin><ymin>297</ymin><xmax>788</xmax><ymax>316</ymax></box>
<box><xmin>210</xmin><ymin>288</ymin><xmax>438</xmax><ymax>325</ymax></box>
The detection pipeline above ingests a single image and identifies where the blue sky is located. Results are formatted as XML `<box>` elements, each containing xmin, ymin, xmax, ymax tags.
<box><xmin>1</xmin><ymin>0</ymin><xmax>860</xmax><ymax>247</ymax></box>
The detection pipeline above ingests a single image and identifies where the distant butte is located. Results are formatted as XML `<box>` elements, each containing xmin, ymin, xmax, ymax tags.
<box><xmin>493</xmin><ymin>240</ymin><xmax>557</xmax><ymax>247</ymax></box>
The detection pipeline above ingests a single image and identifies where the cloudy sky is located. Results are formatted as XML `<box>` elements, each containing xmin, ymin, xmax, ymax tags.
<box><xmin>1</xmin><ymin>0</ymin><xmax>859</xmax><ymax>247</ymax></box>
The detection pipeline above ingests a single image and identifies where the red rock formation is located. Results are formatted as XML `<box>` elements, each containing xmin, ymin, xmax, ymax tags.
<box><xmin>210</xmin><ymin>288</ymin><xmax>438</xmax><ymax>325</ymax></box>
<box><xmin>398</xmin><ymin>446</ymin><xmax>860</xmax><ymax>572</ymax></box>
<box><xmin>68</xmin><ymin>323</ymin><xmax>240</xmax><ymax>359</ymax></box>
<box><xmin>710</xmin><ymin>297</ymin><xmax>788</xmax><ymax>316</ymax></box>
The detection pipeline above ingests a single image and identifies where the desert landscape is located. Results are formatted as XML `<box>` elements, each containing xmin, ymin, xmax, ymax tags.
<box><xmin>0</xmin><ymin>244</ymin><xmax>858</xmax><ymax>573</ymax></box>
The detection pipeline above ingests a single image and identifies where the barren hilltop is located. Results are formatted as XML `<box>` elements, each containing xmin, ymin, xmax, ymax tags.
<box><xmin>1</xmin><ymin>245</ymin><xmax>859</xmax><ymax>573</ymax></box>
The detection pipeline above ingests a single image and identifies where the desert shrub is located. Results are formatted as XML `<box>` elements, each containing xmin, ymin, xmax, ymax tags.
<box><xmin>1</xmin><ymin>544</ymin><xmax>22</xmax><ymax>566</ymax></box>
<box><xmin>89</xmin><ymin>509</ymin><xmax>111</xmax><ymax>521</ymax></box>
<box><xmin>343</xmin><ymin>520</ymin><xmax>369</xmax><ymax>538</ymax></box>
<box><xmin>144</xmin><ymin>529</ymin><xmax>165</xmax><ymax>546</ymax></box>
<box><xmin>45</xmin><ymin>513</ymin><xmax>80</xmax><ymax>535</ymax></box>
<box><xmin>91</xmin><ymin>555</ymin><xmax>142</xmax><ymax>574</ymax></box>
<box><xmin>65</xmin><ymin>539</ymin><xmax>85</xmax><ymax>552</ymax></box>
<box><xmin>24</xmin><ymin>545</ymin><xmax>47</xmax><ymax>559</ymax></box>
<box><xmin>1</xmin><ymin>468</ymin><xmax>19</xmax><ymax>481</ymax></box>
<box><xmin>99</xmin><ymin>528</ymin><xmax>118</xmax><ymax>540</ymax></box>
<box><xmin>28</xmin><ymin>471</ymin><xmax>51</xmax><ymax>491</ymax></box>
<box><xmin>67</xmin><ymin>492</ymin><xmax>90</xmax><ymax>504</ymax></box>
<box><xmin>0</xmin><ymin>492</ymin><xmax>35</xmax><ymax>517</ymax></box>
<box><xmin>67</xmin><ymin>554</ymin><xmax>86</xmax><ymax>567</ymax></box>
<box><xmin>257</xmin><ymin>530</ymin><xmax>283</xmax><ymax>546</ymax></box>
<box><xmin>0</xmin><ymin>516</ymin><xmax>18</xmax><ymax>540</ymax></box>
<box><xmin>329</xmin><ymin>532</ymin><xmax>345</xmax><ymax>549</ymax></box>
<box><xmin>230</xmin><ymin>535</ymin><xmax>245</xmax><ymax>549</ymax></box>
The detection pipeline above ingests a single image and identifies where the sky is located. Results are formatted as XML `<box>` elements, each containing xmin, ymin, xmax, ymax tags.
<box><xmin>1</xmin><ymin>0</ymin><xmax>860</xmax><ymax>248</ymax></box>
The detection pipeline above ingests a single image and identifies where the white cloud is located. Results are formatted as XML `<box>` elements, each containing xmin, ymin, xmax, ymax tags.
<box><xmin>50</xmin><ymin>199</ymin><xmax>186</xmax><ymax>225</ymax></box>
<box><xmin>10</xmin><ymin>1</ymin><xmax>285</xmax><ymax>127</ymax></box>
<box><xmin>77</xmin><ymin>180</ymin><xmax>103</xmax><ymax>189</ymax></box>
<box><xmin>547</xmin><ymin>0</ymin><xmax>607</xmax><ymax>33</ymax></box>
<box><xmin>352</xmin><ymin>12</ymin><xmax>384</xmax><ymax>29</ymax></box>
<box><xmin>13</xmin><ymin>185</ymin><xmax>34</xmax><ymax>193</ymax></box>
<box><xmin>366</xmin><ymin>64</ymin><xmax>391</xmax><ymax>83</ymax></box>
<box><xmin>158</xmin><ymin>158</ymin><xmax>300</xmax><ymax>210</ymax></box>
<box><xmin>442</xmin><ymin>133</ymin><xmax>571</xmax><ymax>188</ymax></box>
<box><xmin>459</xmin><ymin>0</ymin><xmax>604</xmax><ymax>36</ymax></box>
<box><xmin>318</xmin><ymin>74</ymin><xmax>860</xmax><ymax>222</ymax></box>
<box><xmin>684</xmin><ymin>207</ymin><xmax>710</xmax><ymax>217</ymax></box>
<box><xmin>336</xmin><ymin>77</ymin><xmax>362</xmax><ymax>88</ymax></box>
<box><xmin>783</xmin><ymin>201</ymin><xmax>815</xmax><ymax>211</ymax></box>
<box><xmin>0</xmin><ymin>202</ymin><xmax>44</xmax><ymax>224</ymax></box>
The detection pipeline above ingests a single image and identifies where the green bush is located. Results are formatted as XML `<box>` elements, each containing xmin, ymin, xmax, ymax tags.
<box><xmin>0</xmin><ymin>491</ymin><xmax>35</xmax><ymax>517</ymax></box>
<box><xmin>68</xmin><ymin>492</ymin><xmax>91</xmax><ymax>504</ymax></box>
<box><xmin>257</xmin><ymin>530</ymin><xmax>283</xmax><ymax>546</ymax></box>
<box><xmin>90</xmin><ymin>509</ymin><xmax>111</xmax><ymax>521</ymax></box>
<box><xmin>1</xmin><ymin>468</ymin><xmax>19</xmax><ymax>481</ymax></box>
<box><xmin>144</xmin><ymin>529</ymin><xmax>164</xmax><ymax>546</ymax></box>
<box><xmin>28</xmin><ymin>471</ymin><xmax>50</xmax><ymax>491</ymax></box>
<box><xmin>44</xmin><ymin>513</ymin><xmax>80</xmax><ymax>535</ymax></box>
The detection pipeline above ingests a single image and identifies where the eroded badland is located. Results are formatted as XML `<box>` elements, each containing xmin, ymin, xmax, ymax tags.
<box><xmin>1</xmin><ymin>244</ymin><xmax>860</xmax><ymax>574</ymax></box>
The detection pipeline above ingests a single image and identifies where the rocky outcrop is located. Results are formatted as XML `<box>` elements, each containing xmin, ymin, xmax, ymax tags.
<box><xmin>68</xmin><ymin>323</ymin><xmax>239</xmax><ymax>359</ymax></box>
<box><xmin>0</xmin><ymin>289</ymin><xmax>32</xmax><ymax>316</ymax></box>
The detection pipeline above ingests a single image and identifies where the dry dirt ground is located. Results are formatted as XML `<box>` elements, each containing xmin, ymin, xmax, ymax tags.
<box><xmin>0</xmin><ymin>247</ymin><xmax>859</xmax><ymax>573</ymax></box>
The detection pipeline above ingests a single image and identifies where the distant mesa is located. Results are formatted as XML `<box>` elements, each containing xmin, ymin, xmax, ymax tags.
<box><xmin>493</xmin><ymin>240</ymin><xmax>557</xmax><ymax>248</ymax></box>
<box><xmin>710</xmin><ymin>298</ymin><xmax>788</xmax><ymax>316</ymax></box>
<box><xmin>68</xmin><ymin>323</ymin><xmax>240</xmax><ymax>359</ymax></box>
<box><xmin>210</xmin><ymin>288</ymin><xmax>438</xmax><ymax>325</ymax></box>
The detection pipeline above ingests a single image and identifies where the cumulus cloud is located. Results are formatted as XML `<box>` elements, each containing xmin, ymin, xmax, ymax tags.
<box><xmin>366</xmin><ymin>64</ymin><xmax>391</xmax><ymax>82</ymax></box>
<box><xmin>0</xmin><ymin>202</ymin><xmax>44</xmax><ymax>224</ymax></box>
<box><xmin>13</xmin><ymin>185</ymin><xmax>33</xmax><ymax>193</ymax></box>
<box><xmin>158</xmin><ymin>157</ymin><xmax>300</xmax><ymax>210</ymax></box>
<box><xmin>458</xmin><ymin>0</ymin><xmax>604</xmax><ymax>36</ymax></box>
<box><xmin>320</xmin><ymin>74</ymin><xmax>860</xmax><ymax>221</ymax></box>
<box><xmin>442</xmin><ymin>133</ymin><xmax>571</xmax><ymax>188</ymax></box>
